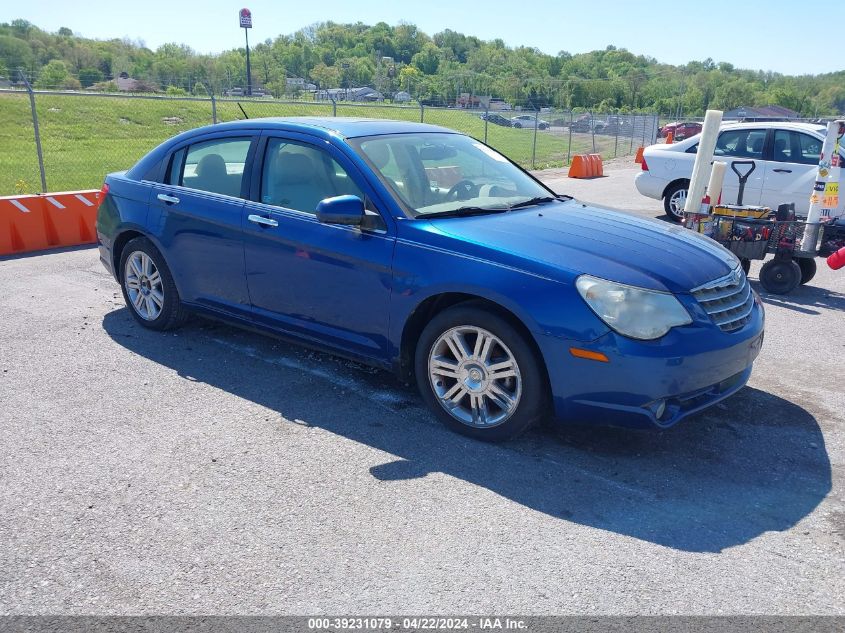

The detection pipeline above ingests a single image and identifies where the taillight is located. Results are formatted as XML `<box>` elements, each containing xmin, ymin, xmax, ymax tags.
<box><xmin>97</xmin><ymin>182</ymin><xmax>109</xmax><ymax>205</ymax></box>
<box><xmin>641</xmin><ymin>157</ymin><xmax>649</xmax><ymax>171</ymax></box>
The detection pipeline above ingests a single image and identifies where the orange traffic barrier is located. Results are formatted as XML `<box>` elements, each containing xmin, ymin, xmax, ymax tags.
<box><xmin>0</xmin><ymin>189</ymin><xmax>99</xmax><ymax>257</ymax></box>
<box><xmin>0</xmin><ymin>195</ymin><xmax>52</xmax><ymax>255</ymax></box>
<box><xmin>665</xmin><ymin>131</ymin><xmax>674</xmax><ymax>144</ymax></box>
<box><xmin>42</xmin><ymin>190</ymin><xmax>99</xmax><ymax>246</ymax></box>
<box><xmin>568</xmin><ymin>154</ymin><xmax>590</xmax><ymax>178</ymax></box>
<box><xmin>634</xmin><ymin>146</ymin><xmax>645</xmax><ymax>164</ymax></box>
<box><xmin>568</xmin><ymin>154</ymin><xmax>604</xmax><ymax>178</ymax></box>
<box><xmin>589</xmin><ymin>154</ymin><xmax>604</xmax><ymax>177</ymax></box>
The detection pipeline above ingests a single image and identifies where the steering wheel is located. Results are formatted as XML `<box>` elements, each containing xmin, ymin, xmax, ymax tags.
<box><xmin>446</xmin><ymin>179</ymin><xmax>480</xmax><ymax>201</ymax></box>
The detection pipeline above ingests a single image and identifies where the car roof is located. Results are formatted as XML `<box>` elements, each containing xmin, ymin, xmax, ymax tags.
<box><xmin>194</xmin><ymin>116</ymin><xmax>458</xmax><ymax>139</ymax></box>
<box><xmin>719</xmin><ymin>120</ymin><xmax>826</xmax><ymax>133</ymax></box>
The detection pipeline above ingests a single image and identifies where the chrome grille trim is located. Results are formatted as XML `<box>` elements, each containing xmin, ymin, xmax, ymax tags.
<box><xmin>692</xmin><ymin>267</ymin><xmax>754</xmax><ymax>333</ymax></box>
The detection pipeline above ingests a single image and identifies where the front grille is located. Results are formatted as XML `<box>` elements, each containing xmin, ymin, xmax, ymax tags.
<box><xmin>692</xmin><ymin>268</ymin><xmax>754</xmax><ymax>333</ymax></box>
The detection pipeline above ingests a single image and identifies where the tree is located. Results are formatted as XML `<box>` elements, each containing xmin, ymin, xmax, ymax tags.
<box><xmin>412</xmin><ymin>43</ymin><xmax>439</xmax><ymax>75</ymax></box>
<box><xmin>78</xmin><ymin>66</ymin><xmax>103</xmax><ymax>87</ymax></box>
<box><xmin>0</xmin><ymin>35</ymin><xmax>35</xmax><ymax>71</ymax></box>
<box><xmin>35</xmin><ymin>59</ymin><xmax>70</xmax><ymax>88</ymax></box>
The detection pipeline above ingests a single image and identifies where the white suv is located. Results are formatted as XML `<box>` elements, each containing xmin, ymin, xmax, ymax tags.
<box><xmin>635</xmin><ymin>121</ymin><xmax>844</xmax><ymax>221</ymax></box>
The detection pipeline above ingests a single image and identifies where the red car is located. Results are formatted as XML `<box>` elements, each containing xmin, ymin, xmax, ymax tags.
<box><xmin>659</xmin><ymin>121</ymin><xmax>702</xmax><ymax>140</ymax></box>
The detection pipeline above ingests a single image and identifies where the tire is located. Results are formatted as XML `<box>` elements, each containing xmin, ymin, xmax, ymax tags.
<box><xmin>663</xmin><ymin>181</ymin><xmax>689</xmax><ymax>222</ymax></box>
<box><xmin>759</xmin><ymin>259</ymin><xmax>801</xmax><ymax>295</ymax></box>
<box><xmin>797</xmin><ymin>257</ymin><xmax>817</xmax><ymax>285</ymax></box>
<box><xmin>119</xmin><ymin>236</ymin><xmax>189</xmax><ymax>330</ymax></box>
<box><xmin>513</xmin><ymin>122</ymin><xmax>522</xmax><ymax>129</ymax></box>
<box><xmin>414</xmin><ymin>304</ymin><xmax>548</xmax><ymax>442</ymax></box>
<box><xmin>740</xmin><ymin>258</ymin><xmax>751</xmax><ymax>276</ymax></box>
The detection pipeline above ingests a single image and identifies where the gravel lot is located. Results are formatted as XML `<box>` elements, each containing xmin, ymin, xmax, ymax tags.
<box><xmin>0</xmin><ymin>166</ymin><xmax>843</xmax><ymax>615</ymax></box>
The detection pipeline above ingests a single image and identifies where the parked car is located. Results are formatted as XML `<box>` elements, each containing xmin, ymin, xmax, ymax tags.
<box><xmin>510</xmin><ymin>114</ymin><xmax>549</xmax><ymax>130</ymax></box>
<box><xmin>480</xmin><ymin>112</ymin><xmax>513</xmax><ymax>127</ymax></box>
<box><xmin>636</xmin><ymin>121</ymin><xmax>843</xmax><ymax>221</ymax></box>
<box><xmin>97</xmin><ymin>118</ymin><xmax>764</xmax><ymax>441</ymax></box>
<box><xmin>659</xmin><ymin>121</ymin><xmax>702</xmax><ymax>140</ymax></box>
<box><xmin>571</xmin><ymin>114</ymin><xmax>605</xmax><ymax>133</ymax></box>
<box><xmin>601</xmin><ymin>116</ymin><xmax>634</xmax><ymax>136</ymax></box>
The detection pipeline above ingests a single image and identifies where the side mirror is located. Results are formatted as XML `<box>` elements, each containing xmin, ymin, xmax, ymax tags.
<box><xmin>316</xmin><ymin>195</ymin><xmax>365</xmax><ymax>226</ymax></box>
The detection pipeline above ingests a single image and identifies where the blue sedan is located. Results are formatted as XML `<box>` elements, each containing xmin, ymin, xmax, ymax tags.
<box><xmin>96</xmin><ymin>118</ymin><xmax>765</xmax><ymax>441</ymax></box>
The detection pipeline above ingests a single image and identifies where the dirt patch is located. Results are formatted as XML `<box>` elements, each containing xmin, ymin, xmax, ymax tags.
<box><xmin>162</xmin><ymin>116</ymin><xmax>183</xmax><ymax>125</ymax></box>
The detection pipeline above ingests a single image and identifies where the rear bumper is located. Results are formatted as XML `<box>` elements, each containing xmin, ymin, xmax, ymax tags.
<box><xmin>634</xmin><ymin>171</ymin><xmax>669</xmax><ymax>200</ymax></box>
<box><xmin>539</xmin><ymin>302</ymin><xmax>765</xmax><ymax>429</ymax></box>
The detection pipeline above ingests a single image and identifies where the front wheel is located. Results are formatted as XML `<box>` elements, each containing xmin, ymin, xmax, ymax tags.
<box><xmin>759</xmin><ymin>258</ymin><xmax>801</xmax><ymax>294</ymax></box>
<box><xmin>663</xmin><ymin>181</ymin><xmax>689</xmax><ymax>222</ymax></box>
<box><xmin>415</xmin><ymin>305</ymin><xmax>548</xmax><ymax>442</ymax></box>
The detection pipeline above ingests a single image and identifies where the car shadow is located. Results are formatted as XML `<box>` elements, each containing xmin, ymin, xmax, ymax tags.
<box><xmin>749</xmin><ymin>279</ymin><xmax>845</xmax><ymax>314</ymax></box>
<box><xmin>102</xmin><ymin>309</ymin><xmax>832</xmax><ymax>554</ymax></box>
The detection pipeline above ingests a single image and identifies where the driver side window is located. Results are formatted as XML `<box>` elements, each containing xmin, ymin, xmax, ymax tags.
<box><xmin>260</xmin><ymin>139</ymin><xmax>364</xmax><ymax>214</ymax></box>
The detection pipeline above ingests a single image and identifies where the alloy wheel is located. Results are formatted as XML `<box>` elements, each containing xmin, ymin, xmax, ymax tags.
<box><xmin>428</xmin><ymin>325</ymin><xmax>522</xmax><ymax>428</ymax></box>
<box><xmin>124</xmin><ymin>250</ymin><xmax>164</xmax><ymax>321</ymax></box>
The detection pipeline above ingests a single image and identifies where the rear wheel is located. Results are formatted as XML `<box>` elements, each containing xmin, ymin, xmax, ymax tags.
<box><xmin>759</xmin><ymin>259</ymin><xmax>801</xmax><ymax>295</ymax></box>
<box><xmin>120</xmin><ymin>236</ymin><xmax>188</xmax><ymax>330</ymax></box>
<box><xmin>663</xmin><ymin>181</ymin><xmax>689</xmax><ymax>222</ymax></box>
<box><xmin>415</xmin><ymin>305</ymin><xmax>547</xmax><ymax>442</ymax></box>
<box><xmin>797</xmin><ymin>257</ymin><xmax>817</xmax><ymax>285</ymax></box>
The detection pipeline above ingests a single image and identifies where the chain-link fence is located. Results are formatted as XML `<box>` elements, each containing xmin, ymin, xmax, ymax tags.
<box><xmin>0</xmin><ymin>88</ymin><xmax>659</xmax><ymax>195</ymax></box>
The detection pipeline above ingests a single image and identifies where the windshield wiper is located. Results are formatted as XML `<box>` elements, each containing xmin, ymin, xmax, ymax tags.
<box><xmin>421</xmin><ymin>205</ymin><xmax>510</xmax><ymax>219</ymax></box>
<box><xmin>508</xmin><ymin>195</ymin><xmax>559</xmax><ymax>209</ymax></box>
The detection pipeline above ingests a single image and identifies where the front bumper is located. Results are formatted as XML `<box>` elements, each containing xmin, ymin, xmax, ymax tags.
<box><xmin>540</xmin><ymin>301</ymin><xmax>765</xmax><ymax>429</ymax></box>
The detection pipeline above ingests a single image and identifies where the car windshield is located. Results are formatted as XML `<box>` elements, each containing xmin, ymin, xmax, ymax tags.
<box><xmin>351</xmin><ymin>133</ymin><xmax>552</xmax><ymax>217</ymax></box>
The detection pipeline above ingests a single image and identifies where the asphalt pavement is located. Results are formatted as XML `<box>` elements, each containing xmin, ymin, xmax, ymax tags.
<box><xmin>0</xmin><ymin>167</ymin><xmax>843</xmax><ymax>615</ymax></box>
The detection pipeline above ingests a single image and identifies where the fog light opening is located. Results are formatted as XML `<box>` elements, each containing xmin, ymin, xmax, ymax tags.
<box><xmin>647</xmin><ymin>399</ymin><xmax>667</xmax><ymax>420</ymax></box>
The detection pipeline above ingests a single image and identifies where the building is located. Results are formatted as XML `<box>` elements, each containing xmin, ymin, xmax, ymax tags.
<box><xmin>393</xmin><ymin>91</ymin><xmax>411</xmax><ymax>103</ymax></box>
<box><xmin>115</xmin><ymin>72</ymin><xmax>138</xmax><ymax>92</ymax></box>
<box><xmin>723</xmin><ymin>105</ymin><xmax>801</xmax><ymax>121</ymax></box>
<box><xmin>315</xmin><ymin>86</ymin><xmax>384</xmax><ymax>102</ymax></box>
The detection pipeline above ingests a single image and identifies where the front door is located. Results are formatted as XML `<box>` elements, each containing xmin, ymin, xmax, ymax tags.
<box><xmin>242</xmin><ymin>133</ymin><xmax>395</xmax><ymax>361</ymax></box>
<box><xmin>760</xmin><ymin>129</ymin><xmax>823</xmax><ymax>215</ymax></box>
<box><xmin>712</xmin><ymin>128</ymin><xmax>767</xmax><ymax>206</ymax></box>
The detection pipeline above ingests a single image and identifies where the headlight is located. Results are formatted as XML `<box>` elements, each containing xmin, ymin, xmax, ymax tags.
<box><xmin>576</xmin><ymin>275</ymin><xmax>692</xmax><ymax>340</ymax></box>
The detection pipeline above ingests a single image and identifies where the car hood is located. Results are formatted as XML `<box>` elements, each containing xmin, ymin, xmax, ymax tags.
<box><xmin>425</xmin><ymin>199</ymin><xmax>738</xmax><ymax>293</ymax></box>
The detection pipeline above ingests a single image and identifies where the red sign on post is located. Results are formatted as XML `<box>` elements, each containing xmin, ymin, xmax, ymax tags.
<box><xmin>239</xmin><ymin>8</ymin><xmax>252</xmax><ymax>28</ymax></box>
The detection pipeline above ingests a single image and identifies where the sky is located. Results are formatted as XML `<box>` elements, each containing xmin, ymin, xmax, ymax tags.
<box><xmin>7</xmin><ymin>0</ymin><xmax>840</xmax><ymax>76</ymax></box>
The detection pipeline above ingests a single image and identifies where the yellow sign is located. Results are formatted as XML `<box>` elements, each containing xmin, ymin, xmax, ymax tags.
<box><xmin>825</xmin><ymin>182</ymin><xmax>839</xmax><ymax>195</ymax></box>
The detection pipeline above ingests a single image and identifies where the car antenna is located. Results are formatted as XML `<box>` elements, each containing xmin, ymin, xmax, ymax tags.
<box><xmin>237</xmin><ymin>103</ymin><xmax>249</xmax><ymax>119</ymax></box>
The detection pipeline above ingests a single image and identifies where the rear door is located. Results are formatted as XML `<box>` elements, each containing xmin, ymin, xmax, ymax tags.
<box><xmin>148</xmin><ymin>132</ymin><xmax>257</xmax><ymax>317</ymax></box>
<box><xmin>760</xmin><ymin>129</ymin><xmax>823</xmax><ymax>214</ymax></box>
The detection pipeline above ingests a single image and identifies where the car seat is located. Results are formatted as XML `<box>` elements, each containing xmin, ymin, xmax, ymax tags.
<box><xmin>266</xmin><ymin>151</ymin><xmax>332</xmax><ymax>213</ymax></box>
<box><xmin>194</xmin><ymin>154</ymin><xmax>232</xmax><ymax>195</ymax></box>
<box><xmin>773</xmin><ymin>137</ymin><xmax>789</xmax><ymax>162</ymax></box>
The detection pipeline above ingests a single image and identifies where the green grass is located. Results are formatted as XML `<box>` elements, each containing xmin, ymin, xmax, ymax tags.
<box><xmin>0</xmin><ymin>93</ymin><xmax>638</xmax><ymax>195</ymax></box>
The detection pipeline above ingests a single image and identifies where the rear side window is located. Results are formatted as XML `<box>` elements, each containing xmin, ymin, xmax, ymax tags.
<box><xmin>179</xmin><ymin>138</ymin><xmax>252</xmax><ymax>197</ymax></box>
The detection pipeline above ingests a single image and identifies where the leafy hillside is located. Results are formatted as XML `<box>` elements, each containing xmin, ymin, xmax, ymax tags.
<box><xmin>1</xmin><ymin>18</ymin><xmax>843</xmax><ymax>115</ymax></box>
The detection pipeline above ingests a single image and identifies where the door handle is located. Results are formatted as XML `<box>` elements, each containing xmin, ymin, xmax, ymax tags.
<box><xmin>772</xmin><ymin>168</ymin><xmax>792</xmax><ymax>173</ymax></box>
<box><xmin>156</xmin><ymin>193</ymin><xmax>180</xmax><ymax>204</ymax></box>
<box><xmin>248</xmin><ymin>214</ymin><xmax>279</xmax><ymax>228</ymax></box>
